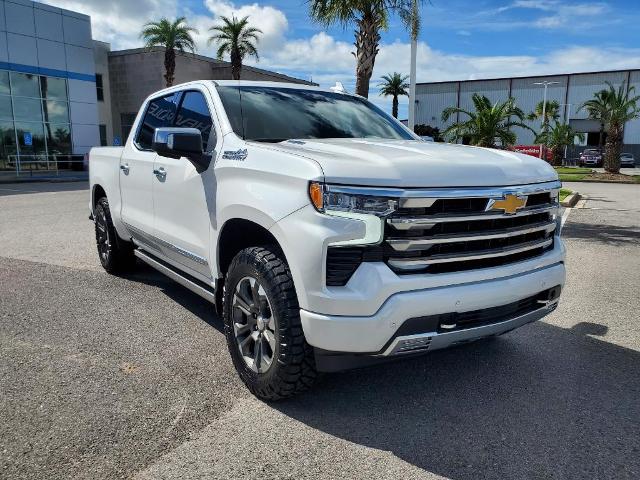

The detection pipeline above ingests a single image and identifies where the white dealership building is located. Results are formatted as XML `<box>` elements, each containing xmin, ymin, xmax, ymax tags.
<box><xmin>0</xmin><ymin>0</ymin><xmax>99</xmax><ymax>173</ymax></box>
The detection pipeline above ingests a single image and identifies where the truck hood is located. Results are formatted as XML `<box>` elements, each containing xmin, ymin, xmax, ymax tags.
<box><xmin>266</xmin><ymin>138</ymin><xmax>558</xmax><ymax>188</ymax></box>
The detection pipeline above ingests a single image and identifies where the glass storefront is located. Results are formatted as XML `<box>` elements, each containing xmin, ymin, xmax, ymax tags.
<box><xmin>0</xmin><ymin>70</ymin><xmax>74</xmax><ymax>173</ymax></box>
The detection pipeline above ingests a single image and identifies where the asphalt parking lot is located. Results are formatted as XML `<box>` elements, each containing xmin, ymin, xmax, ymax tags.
<box><xmin>1</xmin><ymin>181</ymin><xmax>639</xmax><ymax>480</ymax></box>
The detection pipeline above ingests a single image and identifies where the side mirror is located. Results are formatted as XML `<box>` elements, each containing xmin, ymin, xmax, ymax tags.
<box><xmin>152</xmin><ymin>127</ymin><xmax>211</xmax><ymax>172</ymax></box>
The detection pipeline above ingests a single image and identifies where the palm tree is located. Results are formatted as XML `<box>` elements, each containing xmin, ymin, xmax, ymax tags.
<box><xmin>141</xmin><ymin>17</ymin><xmax>198</xmax><ymax>87</ymax></box>
<box><xmin>442</xmin><ymin>94</ymin><xmax>534</xmax><ymax>148</ymax></box>
<box><xmin>378</xmin><ymin>72</ymin><xmax>408</xmax><ymax>118</ymax></box>
<box><xmin>579</xmin><ymin>89</ymin><xmax>609</xmax><ymax>153</ymax></box>
<box><xmin>208</xmin><ymin>16</ymin><xmax>262</xmax><ymax>81</ymax></box>
<box><xmin>535</xmin><ymin>122</ymin><xmax>585</xmax><ymax>166</ymax></box>
<box><xmin>309</xmin><ymin>0</ymin><xmax>412</xmax><ymax>98</ymax></box>
<box><xmin>580</xmin><ymin>82</ymin><xmax>640</xmax><ymax>173</ymax></box>
<box><xmin>527</xmin><ymin>100</ymin><xmax>561</xmax><ymax>129</ymax></box>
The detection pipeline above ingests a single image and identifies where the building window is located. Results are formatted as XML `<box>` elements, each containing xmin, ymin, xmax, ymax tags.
<box><xmin>96</xmin><ymin>74</ymin><xmax>104</xmax><ymax>102</ymax></box>
<box><xmin>120</xmin><ymin>113</ymin><xmax>137</xmax><ymax>144</ymax></box>
<box><xmin>99</xmin><ymin>125</ymin><xmax>107</xmax><ymax>146</ymax></box>
<box><xmin>0</xmin><ymin>70</ymin><xmax>73</xmax><ymax>173</ymax></box>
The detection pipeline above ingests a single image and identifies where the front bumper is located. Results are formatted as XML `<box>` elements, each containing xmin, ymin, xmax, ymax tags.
<box><xmin>299</xmin><ymin>261</ymin><xmax>565</xmax><ymax>354</ymax></box>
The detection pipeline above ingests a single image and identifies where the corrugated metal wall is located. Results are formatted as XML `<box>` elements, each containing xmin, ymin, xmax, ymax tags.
<box><xmin>414</xmin><ymin>70</ymin><xmax>640</xmax><ymax>149</ymax></box>
<box><xmin>459</xmin><ymin>79</ymin><xmax>511</xmax><ymax>112</ymax></box>
<box><xmin>624</xmin><ymin>71</ymin><xmax>640</xmax><ymax>151</ymax></box>
<box><xmin>415</xmin><ymin>82</ymin><xmax>459</xmax><ymax>131</ymax></box>
<box><xmin>567</xmin><ymin>71</ymin><xmax>628</xmax><ymax>120</ymax></box>
<box><xmin>510</xmin><ymin>75</ymin><xmax>567</xmax><ymax>145</ymax></box>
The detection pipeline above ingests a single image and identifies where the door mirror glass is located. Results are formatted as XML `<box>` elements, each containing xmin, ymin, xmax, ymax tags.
<box><xmin>152</xmin><ymin>127</ymin><xmax>210</xmax><ymax>172</ymax></box>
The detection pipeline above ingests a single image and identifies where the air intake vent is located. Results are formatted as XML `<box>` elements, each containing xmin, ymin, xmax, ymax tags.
<box><xmin>326</xmin><ymin>246</ymin><xmax>383</xmax><ymax>286</ymax></box>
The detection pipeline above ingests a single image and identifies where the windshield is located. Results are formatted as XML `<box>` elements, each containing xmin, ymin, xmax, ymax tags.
<box><xmin>216</xmin><ymin>86</ymin><xmax>413</xmax><ymax>142</ymax></box>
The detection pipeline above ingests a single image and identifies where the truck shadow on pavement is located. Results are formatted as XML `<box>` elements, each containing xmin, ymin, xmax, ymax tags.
<box><xmin>124</xmin><ymin>263</ymin><xmax>223</xmax><ymax>333</ymax></box>
<box><xmin>274</xmin><ymin>321</ymin><xmax>640</xmax><ymax>480</ymax></box>
<box><xmin>113</xmin><ymin>249</ymin><xmax>639</xmax><ymax>479</ymax></box>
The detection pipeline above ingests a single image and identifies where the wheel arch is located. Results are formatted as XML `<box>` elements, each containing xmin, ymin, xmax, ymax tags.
<box><xmin>92</xmin><ymin>184</ymin><xmax>107</xmax><ymax>211</ymax></box>
<box><xmin>217</xmin><ymin>218</ymin><xmax>290</xmax><ymax>277</ymax></box>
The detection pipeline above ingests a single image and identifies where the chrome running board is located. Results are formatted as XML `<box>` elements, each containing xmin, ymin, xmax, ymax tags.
<box><xmin>134</xmin><ymin>249</ymin><xmax>216</xmax><ymax>304</ymax></box>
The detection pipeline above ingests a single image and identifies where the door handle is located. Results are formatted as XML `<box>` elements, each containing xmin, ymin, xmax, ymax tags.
<box><xmin>120</xmin><ymin>163</ymin><xmax>130</xmax><ymax>175</ymax></box>
<box><xmin>153</xmin><ymin>167</ymin><xmax>166</xmax><ymax>180</ymax></box>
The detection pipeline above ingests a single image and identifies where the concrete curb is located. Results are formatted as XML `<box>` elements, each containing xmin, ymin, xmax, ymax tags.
<box><xmin>561</xmin><ymin>192</ymin><xmax>581</xmax><ymax>208</ymax></box>
<box><xmin>0</xmin><ymin>176</ymin><xmax>88</xmax><ymax>185</ymax></box>
<box><xmin>560</xmin><ymin>179</ymin><xmax>639</xmax><ymax>185</ymax></box>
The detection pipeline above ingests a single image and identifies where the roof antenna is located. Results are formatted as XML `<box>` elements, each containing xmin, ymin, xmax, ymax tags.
<box><xmin>330</xmin><ymin>82</ymin><xmax>346</xmax><ymax>93</ymax></box>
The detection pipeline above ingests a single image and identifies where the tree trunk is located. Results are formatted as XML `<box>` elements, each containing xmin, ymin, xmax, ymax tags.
<box><xmin>392</xmin><ymin>96</ymin><xmax>398</xmax><ymax>118</ymax></box>
<box><xmin>604</xmin><ymin>122</ymin><xmax>623</xmax><ymax>173</ymax></box>
<box><xmin>231</xmin><ymin>48</ymin><xmax>242</xmax><ymax>80</ymax></box>
<box><xmin>598</xmin><ymin>123</ymin><xmax>604</xmax><ymax>152</ymax></box>
<box><xmin>552</xmin><ymin>146</ymin><xmax>563</xmax><ymax>166</ymax></box>
<box><xmin>353</xmin><ymin>11</ymin><xmax>381</xmax><ymax>98</ymax></box>
<box><xmin>164</xmin><ymin>48</ymin><xmax>175</xmax><ymax>87</ymax></box>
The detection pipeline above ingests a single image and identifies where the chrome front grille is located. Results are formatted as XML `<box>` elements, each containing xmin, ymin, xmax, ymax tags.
<box><xmin>384</xmin><ymin>183</ymin><xmax>559</xmax><ymax>274</ymax></box>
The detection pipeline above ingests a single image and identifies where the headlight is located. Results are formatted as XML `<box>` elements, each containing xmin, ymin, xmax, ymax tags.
<box><xmin>309</xmin><ymin>182</ymin><xmax>397</xmax><ymax>216</ymax></box>
<box><xmin>552</xmin><ymin>188</ymin><xmax>562</xmax><ymax>235</ymax></box>
<box><xmin>309</xmin><ymin>182</ymin><xmax>398</xmax><ymax>246</ymax></box>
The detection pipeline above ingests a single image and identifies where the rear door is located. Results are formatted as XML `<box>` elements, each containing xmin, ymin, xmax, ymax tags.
<box><xmin>120</xmin><ymin>93</ymin><xmax>178</xmax><ymax>247</ymax></box>
<box><xmin>151</xmin><ymin>88</ymin><xmax>218</xmax><ymax>281</ymax></box>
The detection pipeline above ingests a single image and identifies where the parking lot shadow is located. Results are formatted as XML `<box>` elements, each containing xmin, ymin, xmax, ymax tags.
<box><xmin>274</xmin><ymin>322</ymin><xmax>640</xmax><ymax>479</ymax></box>
<box><xmin>562</xmin><ymin>221</ymin><xmax>640</xmax><ymax>246</ymax></box>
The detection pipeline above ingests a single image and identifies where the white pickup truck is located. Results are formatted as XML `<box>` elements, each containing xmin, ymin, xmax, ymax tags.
<box><xmin>89</xmin><ymin>80</ymin><xmax>565</xmax><ymax>400</ymax></box>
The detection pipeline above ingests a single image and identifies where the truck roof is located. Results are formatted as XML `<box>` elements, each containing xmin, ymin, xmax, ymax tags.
<box><xmin>150</xmin><ymin>80</ymin><xmax>344</xmax><ymax>97</ymax></box>
<box><xmin>213</xmin><ymin>80</ymin><xmax>326</xmax><ymax>90</ymax></box>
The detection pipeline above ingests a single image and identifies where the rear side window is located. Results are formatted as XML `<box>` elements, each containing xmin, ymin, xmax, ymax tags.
<box><xmin>175</xmin><ymin>91</ymin><xmax>215</xmax><ymax>152</ymax></box>
<box><xmin>136</xmin><ymin>93</ymin><xmax>178</xmax><ymax>150</ymax></box>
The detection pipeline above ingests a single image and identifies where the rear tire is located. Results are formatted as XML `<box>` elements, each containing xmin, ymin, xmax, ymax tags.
<box><xmin>94</xmin><ymin>197</ymin><xmax>136</xmax><ymax>274</ymax></box>
<box><xmin>223</xmin><ymin>246</ymin><xmax>317</xmax><ymax>401</ymax></box>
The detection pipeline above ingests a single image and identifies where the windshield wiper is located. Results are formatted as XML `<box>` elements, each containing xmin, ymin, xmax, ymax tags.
<box><xmin>250</xmin><ymin>138</ymin><xmax>289</xmax><ymax>143</ymax></box>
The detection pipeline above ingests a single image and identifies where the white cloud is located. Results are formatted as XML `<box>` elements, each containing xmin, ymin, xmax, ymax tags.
<box><xmin>40</xmin><ymin>0</ymin><xmax>178</xmax><ymax>49</ymax></box>
<box><xmin>494</xmin><ymin>0</ymin><xmax>609</xmax><ymax>29</ymax></box>
<box><xmin>203</xmin><ymin>0</ymin><xmax>288</xmax><ymax>52</ymax></box>
<box><xmin>533</xmin><ymin>16</ymin><xmax>564</xmax><ymax>28</ymax></box>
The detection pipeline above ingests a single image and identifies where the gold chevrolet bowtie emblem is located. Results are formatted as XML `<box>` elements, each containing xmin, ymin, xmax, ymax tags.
<box><xmin>487</xmin><ymin>194</ymin><xmax>527</xmax><ymax>215</ymax></box>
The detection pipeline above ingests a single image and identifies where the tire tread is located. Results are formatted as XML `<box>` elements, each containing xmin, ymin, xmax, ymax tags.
<box><xmin>223</xmin><ymin>246</ymin><xmax>318</xmax><ymax>401</ymax></box>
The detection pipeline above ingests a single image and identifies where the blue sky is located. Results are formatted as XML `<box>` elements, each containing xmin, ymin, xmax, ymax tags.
<box><xmin>46</xmin><ymin>0</ymin><xmax>640</xmax><ymax>117</ymax></box>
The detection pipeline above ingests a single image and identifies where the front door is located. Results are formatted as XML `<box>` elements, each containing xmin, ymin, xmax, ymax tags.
<box><xmin>152</xmin><ymin>89</ymin><xmax>218</xmax><ymax>281</ymax></box>
<box><xmin>120</xmin><ymin>93</ymin><xmax>179</xmax><ymax>246</ymax></box>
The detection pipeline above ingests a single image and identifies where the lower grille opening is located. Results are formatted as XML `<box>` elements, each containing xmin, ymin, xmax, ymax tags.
<box><xmin>391</xmin><ymin>286</ymin><xmax>561</xmax><ymax>338</ymax></box>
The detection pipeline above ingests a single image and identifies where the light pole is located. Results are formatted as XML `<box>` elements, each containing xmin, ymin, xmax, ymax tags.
<box><xmin>559</xmin><ymin>102</ymin><xmax>573</xmax><ymax>165</ymax></box>
<box><xmin>533</xmin><ymin>81</ymin><xmax>559</xmax><ymax>158</ymax></box>
<box><xmin>408</xmin><ymin>0</ymin><xmax>419</xmax><ymax>132</ymax></box>
<box><xmin>408</xmin><ymin>36</ymin><xmax>417</xmax><ymax>131</ymax></box>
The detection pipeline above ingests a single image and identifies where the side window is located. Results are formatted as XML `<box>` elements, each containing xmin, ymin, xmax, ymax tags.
<box><xmin>175</xmin><ymin>91</ymin><xmax>215</xmax><ymax>152</ymax></box>
<box><xmin>136</xmin><ymin>93</ymin><xmax>177</xmax><ymax>150</ymax></box>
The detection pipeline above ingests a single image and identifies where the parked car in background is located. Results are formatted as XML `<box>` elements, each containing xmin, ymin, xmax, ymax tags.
<box><xmin>620</xmin><ymin>153</ymin><xmax>636</xmax><ymax>167</ymax></box>
<box><xmin>579</xmin><ymin>149</ymin><xmax>603</xmax><ymax>167</ymax></box>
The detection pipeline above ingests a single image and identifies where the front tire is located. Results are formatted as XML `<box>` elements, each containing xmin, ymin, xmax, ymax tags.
<box><xmin>223</xmin><ymin>246</ymin><xmax>317</xmax><ymax>401</ymax></box>
<box><xmin>94</xmin><ymin>197</ymin><xmax>136</xmax><ymax>274</ymax></box>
